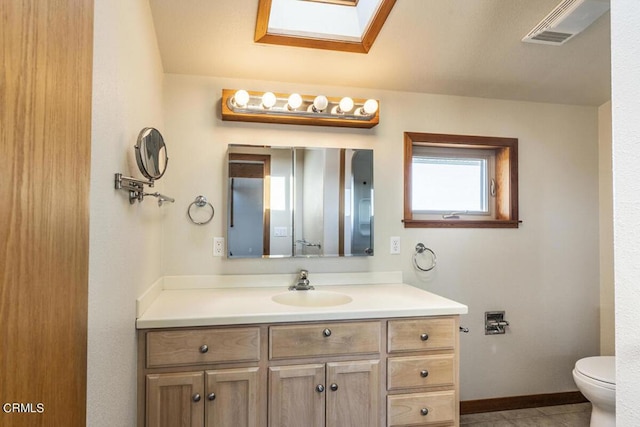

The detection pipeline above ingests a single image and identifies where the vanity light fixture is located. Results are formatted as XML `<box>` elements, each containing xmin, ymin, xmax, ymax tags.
<box><xmin>339</xmin><ymin>97</ymin><xmax>354</xmax><ymax>113</ymax></box>
<box><xmin>311</xmin><ymin>95</ymin><xmax>329</xmax><ymax>113</ymax></box>
<box><xmin>233</xmin><ymin>89</ymin><xmax>250</xmax><ymax>108</ymax></box>
<box><xmin>221</xmin><ymin>89</ymin><xmax>380</xmax><ymax>128</ymax></box>
<box><xmin>360</xmin><ymin>98</ymin><xmax>379</xmax><ymax>115</ymax></box>
<box><xmin>261</xmin><ymin>91</ymin><xmax>277</xmax><ymax>109</ymax></box>
<box><xmin>331</xmin><ymin>96</ymin><xmax>355</xmax><ymax>115</ymax></box>
<box><xmin>287</xmin><ymin>93</ymin><xmax>303</xmax><ymax>111</ymax></box>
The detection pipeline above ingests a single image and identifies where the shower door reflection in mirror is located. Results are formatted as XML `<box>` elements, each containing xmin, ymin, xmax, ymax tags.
<box><xmin>227</xmin><ymin>147</ymin><xmax>293</xmax><ymax>258</ymax></box>
<box><xmin>227</xmin><ymin>145</ymin><xmax>373</xmax><ymax>258</ymax></box>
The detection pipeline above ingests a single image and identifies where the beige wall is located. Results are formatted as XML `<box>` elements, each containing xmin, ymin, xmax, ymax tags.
<box><xmin>88</xmin><ymin>0</ymin><xmax>165</xmax><ymax>425</ymax></box>
<box><xmin>160</xmin><ymin>74</ymin><xmax>600</xmax><ymax>400</ymax></box>
<box><xmin>599</xmin><ymin>101</ymin><xmax>614</xmax><ymax>356</ymax></box>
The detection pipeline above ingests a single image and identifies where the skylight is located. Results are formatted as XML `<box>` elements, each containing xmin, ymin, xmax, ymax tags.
<box><xmin>255</xmin><ymin>0</ymin><xmax>396</xmax><ymax>53</ymax></box>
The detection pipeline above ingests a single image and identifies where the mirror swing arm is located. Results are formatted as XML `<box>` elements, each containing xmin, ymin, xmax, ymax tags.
<box><xmin>114</xmin><ymin>127</ymin><xmax>175</xmax><ymax>206</ymax></box>
<box><xmin>114</xmin><ymin>173</ymin><xmax>175</xmax><ymax>206</ymax></box>
<box><xmin>114</xmin><ymin>173</ymin><xmax>153</xmax><ymax>204</ymax></box>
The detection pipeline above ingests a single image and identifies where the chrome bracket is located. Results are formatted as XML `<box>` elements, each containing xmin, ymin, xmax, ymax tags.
<box><xmin>114</xmin><ymin>173</ymin><xmax>154</xmax><ymax>204</ymax></box>
<box><xmin>485</xmin><ymin>311</ymin><xmax>509</xmax><ymax>335</ymax></box>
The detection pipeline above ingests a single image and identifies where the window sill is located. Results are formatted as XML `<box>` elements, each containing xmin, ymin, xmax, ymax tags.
<box><xmin>402</xmin><ymin>219</ymin><xmax>521</xmax><ymax>229</ymax></box>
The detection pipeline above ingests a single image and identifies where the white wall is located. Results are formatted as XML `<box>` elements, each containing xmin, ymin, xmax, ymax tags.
<box><xmin>88</xmin><ymin>0</ymin><xmax>165</xmax><ymax>425</ymax></box>
<box><xmin>161</xmin><ymin>74</ymin><xmax>600</xmax><ymax>400</ymax></box>
<box><xmin>612</xmin><ymin>3</ymin><xmax>640</xmax><ymax>424</ymax></box>
<box><xmin>302</xmin><ymin>148</ymin><xmax>325</xmax><ymax>253</ymax></box>
<box><xmin>599</xmin><ymin>101</ymin><xmax>614</xmax><ymax>356</ymax></box>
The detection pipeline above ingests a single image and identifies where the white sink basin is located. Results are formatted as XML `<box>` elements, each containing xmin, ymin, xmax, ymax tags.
<box><xmin>272</xmin><ymin>290</ymin><xmax>353</xmax><ymax>307</ymax></box>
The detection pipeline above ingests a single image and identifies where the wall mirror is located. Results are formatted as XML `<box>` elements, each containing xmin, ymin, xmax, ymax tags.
<box><xmin>227</xmin><ymin>144</ymin><xmax>374</xmax><ymax>258</ymax></box>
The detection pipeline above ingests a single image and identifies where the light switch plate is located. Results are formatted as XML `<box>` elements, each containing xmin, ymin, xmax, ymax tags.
<box><xmin>274</xmin><ymin>227</ymin><xmax>288</xmax><ymax>237</ymax></box>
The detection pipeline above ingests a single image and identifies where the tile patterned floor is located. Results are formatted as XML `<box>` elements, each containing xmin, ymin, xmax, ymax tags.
<box><xmin>460</xmin><ymin>403</ymin><xmax>592</xmax><ymax>426</ymax></box>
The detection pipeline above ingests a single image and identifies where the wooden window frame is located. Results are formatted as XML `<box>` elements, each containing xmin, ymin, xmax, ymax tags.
<box><xmin>254</xmin><ymin>0</ymin><xmax>396</xmax><ymax>54</ymax></box>
<box><xmin>403</xmin><ymin>132</ymin><xmax>519</xmax><ymax>228</ymax></box>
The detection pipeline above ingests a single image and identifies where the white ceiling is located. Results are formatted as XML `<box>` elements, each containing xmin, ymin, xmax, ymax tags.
<box><xmin>148</xmin><ymin>0</ymin><xmax>611</xmax><ymax>106</ymax></box>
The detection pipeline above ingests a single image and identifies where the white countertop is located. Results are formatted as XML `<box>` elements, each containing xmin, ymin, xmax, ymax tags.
<box><xmin>136</xmin><ymin>283</ymin><xmax>468</xmax><ymax>329</ymax></box>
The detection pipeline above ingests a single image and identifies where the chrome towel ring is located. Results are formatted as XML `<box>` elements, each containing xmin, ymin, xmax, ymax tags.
<box><xmin>413</xmin><ymin>243</ymin><xmax>436</xmax><ymax>272</ymax></box>
<box><xmin>187</xmin><ymin>195</ymin><xmax>214</xmax><ymax>225</ymax></box>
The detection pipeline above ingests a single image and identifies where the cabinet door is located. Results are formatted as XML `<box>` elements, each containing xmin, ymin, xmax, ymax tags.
<box><xmin>269</xmin><ymin>364</ymin><xmax>325</xmax><ymax>427</ymax></box>
<box><xmin>147</xmin><ymin>372</ymin><xmax>204</xmax><ymax>427</ymax></box>
<box><xmin>326</xmin><ymin>360</ymin><xmax>380</xmax><ymax>427</ymax></box>
<box><xmin>205</xmin><ymin>367</ymin><xmax>259</xmax><ymax>427</ymax></box>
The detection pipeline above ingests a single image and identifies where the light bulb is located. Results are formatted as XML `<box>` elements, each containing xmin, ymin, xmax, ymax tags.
<box><xmin>338</xmin><ymin>97</ymin><xmax>354</xmax><ymax>113</ymax></box>
<box><xmin>233</xmin><ymin>89</ymin><xmax>250</xmax><ymax>108</ymax></box>
<box><xmin>363</xmin><ymin>99</ymin><xmax>378</xmax><ymax>115</ymax></box>
<box><xmin>312</xmin><ymin>95</ymin><xmax>328</xmax><ymax>112</ymax></box>
<box><xmin>287</xmin><ymin>93</ymin><xmax>303</xmax><ymax>110</ymax></box>
<box><xmin>261</xmin><ymin>92</ymin><xmax>277</xmax><ymax>109</ymax></box>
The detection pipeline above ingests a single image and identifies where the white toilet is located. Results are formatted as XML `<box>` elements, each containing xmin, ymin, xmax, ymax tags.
<box><xmin>573</xmin><ymin>356</ymin><xmax>616</xmax><ymax>427</ymax></box>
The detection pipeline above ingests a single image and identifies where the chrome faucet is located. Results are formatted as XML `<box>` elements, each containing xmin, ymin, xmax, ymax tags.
<box><xmin>290</xmin><ymin>269</ymin><xmax>314</xmax><ymax>291</ymax></box>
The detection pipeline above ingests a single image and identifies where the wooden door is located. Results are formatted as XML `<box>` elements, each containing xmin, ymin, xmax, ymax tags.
<box><xmin>326</xmin><ymin>360</ymin><xmax>380</xmax><ymax>427</ymax></box>
<box><xmin>1</xmin><ymin>1</ymin><xmax>93</xmax><ymax>426</ymax></box>
<box><xmin>205</xmin><ymin>367</ymin><xmax>259</xmax><ymax>427</ymax></box>
<box><xmin>268</xmin><ymin>364</ymin><xmax>324</xmax><ymax>427</ymax></box>
<box><xmin>147</xmin><ymin>372</ymin><xmax>205</xmax><ymax>427</ymax></box>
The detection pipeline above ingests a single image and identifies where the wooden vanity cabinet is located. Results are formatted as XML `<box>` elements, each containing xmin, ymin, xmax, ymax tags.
<box><xmin>140</xmin><ymin>326</ymin><xmax>263</xmax><ymax>427</ymax></box>
<box><xmin>386</xmin><ymin>317</ymin><xmax>460</xmax><ymax>427</ymax></box>
<box><xmin>146</xmin><ymin>371</ymin><xmax>205</xmax><ymax>427</ymax></box>
<box><xmin>269</xmin><ymin>360</ymin><xmax>380</xmax><ymax>427</ymax></box>
<box><xmin>268</xmin><ymin>364</ymin><xmax>325</xmax><ymax>427</ymax></box>
<box><xmin>206</xmin><ymin>368</ymin><xmax>260</xmax><ymax>427</ymax></box>
<box><xmin>145</xmin><ymin>368</ymin><xmax>259</xmax><ymax>427</ymax></box>
<box><xmin>326</xmin><ymin>360</ymin><xmax>381</xmax><ymax>427</ymax></box>
<box><xmin>268</xmin><ymin>321</ymin><xmax>382</xmax><ymax>427</ymax></box>
<box><xmin>138</xmin><ymin>316</ymin><xmax>460</xmax><ymax>427</ymax></box>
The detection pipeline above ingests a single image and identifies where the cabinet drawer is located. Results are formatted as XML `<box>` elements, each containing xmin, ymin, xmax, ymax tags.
<box><xmin>388</xmin><ymin>317</ymin><xmax>456</xmax><ymax>353</ymax></box>
<box><xmin>146</xmin><ymin>327</ymin><xmax>260</xmax><ymax>368</ymax></box>
<box><xmin>387</xmin><ymin>391</ymin><xmax>456</xmax><ymax>426</ymax></box>
<box><xmin>388</xmin><ymin>355</ymin><xmax>454</xmax><ymax>390</ymax></box>
<box><xmin>269</xmin><ymin>321</ymin><xmax>380</xmax><ymax>359</ymax></box>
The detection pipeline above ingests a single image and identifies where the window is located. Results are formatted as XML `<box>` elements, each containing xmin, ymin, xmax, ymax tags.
<box><xmin>412</xmin><ymin>147</ymin><xmax>493</xmax><ymax>215</ymax></box>
<box><xmin>403</xmin><ymin>132</ymin><xmax>519</xmax><ymax>228</ymax></box>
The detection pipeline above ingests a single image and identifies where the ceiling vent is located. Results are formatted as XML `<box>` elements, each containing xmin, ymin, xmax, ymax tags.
<box><xmin>522</xmin><ymin>0</ymin><xmax>609</xmax><ymax>45</ymax></box>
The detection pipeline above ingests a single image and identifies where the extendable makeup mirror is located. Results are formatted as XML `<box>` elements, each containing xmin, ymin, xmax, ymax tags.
<box><xmin>135</xmin><ymin>127</ymin><xmax>168</xmax><ymax>180</ymax></box>
<box><xmin>115</xmin><ymin>127</ymin><xmax>174</xmax><ymax>206</ymax></box>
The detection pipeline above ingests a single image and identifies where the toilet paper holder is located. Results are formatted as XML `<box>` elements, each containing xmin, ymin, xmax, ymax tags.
<box><xmin>485</xmin><ymin>311</ymin><xmax>510</xmax><ymax>335</ymax></box>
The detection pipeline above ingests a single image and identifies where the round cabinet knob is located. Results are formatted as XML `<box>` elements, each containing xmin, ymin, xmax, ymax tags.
<box><xmin>207</xmin><ymin>393</ymin><xmax>216</xmax><ymax>401</ymax></box>
<box><xmin>420</xmin><ymin>370</ymin><xmax>429</xmax><ymax>378</ymax></box>
<box><xmin>420</xmin><ymin>408</ymin><xmax>429</xmax><ymax>416</ymax></box>
<box><xmin>323</xmin><ymin>328</ymin><xmax>332</xmax><ymax>337</ymax></box>
<box><xmin>192</xmin><ymin>393</ymin><xmax>201</xmax><ymax>403</ymax></box>
<box><xmin>200</xmin><ymin>344</ymin><xmax>209</xmax><ymax>353</ymax></box>
<box><xmin>316</xmin><ymin>384</ymin><xmax>325</xmax><ymax>393</ymax></box>
<box><xmin>420</xmin><ymin>333</ymin><xmax>429</xmax><ymax>341</ymax></box>
<box><xmin>330</xmin><ymin>383</ymin><xmax>338</xmax><ymax>391</ymax></box>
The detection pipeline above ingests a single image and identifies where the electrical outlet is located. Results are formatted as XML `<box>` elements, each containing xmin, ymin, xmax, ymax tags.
<box><xmin>213</xmin><ymin>237</ymin><xmax>224</xmax><ymax>257</ymax></box>
<box><xmin>390</xmin><ymin>236</ymin><xmax>401</xmax><ymax>254</ymax></box>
